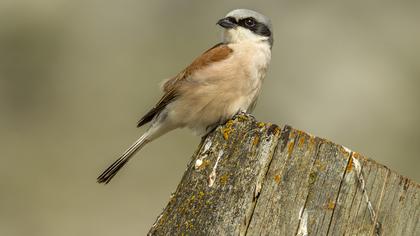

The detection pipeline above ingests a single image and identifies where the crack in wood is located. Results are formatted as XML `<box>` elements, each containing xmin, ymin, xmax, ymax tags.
<box><xmin>294</xmin><ymin>139</ymin><xmax>323</xmax><ymax>236</ymax></box>
<box><xmin>369</xmin><ymin>169</ymin><xmax>389</xmax><ymax>236</ymax></box>
<box><xmin>242</xmin><ymin>130</ymin><xmax>281</xmax><ymax>235</ymax></box>
<box><xmin>326</xmin><ymin>150</ymin><xmax>352</xmax><ymax>235</ymax></box>
<box><xmin>352</xmin><ymin>156</ymin><xmax>382</xmax><ymax>235</ymax></box>
<box><xmin>148</xmin><ymin>118</ymin><xmax>420</xmax><ymax>236</ymax></box>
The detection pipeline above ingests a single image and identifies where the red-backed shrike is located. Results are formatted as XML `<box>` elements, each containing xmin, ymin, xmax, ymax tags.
<box><xmin>97</xmin><ymin>9</ymin><xmax>273</xmax><ymax>184</ymax></box>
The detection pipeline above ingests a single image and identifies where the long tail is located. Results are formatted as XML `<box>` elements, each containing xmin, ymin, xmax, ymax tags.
<box><xmin>97</xmin><ymin>134</ymin><xmax>149</xmax><ymax>184</ymax></box>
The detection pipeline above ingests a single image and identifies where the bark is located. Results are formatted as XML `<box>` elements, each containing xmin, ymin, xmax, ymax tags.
<box><xmin>148</xmin><ymin>114</ymin><xmax>420</xmax><ymax>236</ymax></box>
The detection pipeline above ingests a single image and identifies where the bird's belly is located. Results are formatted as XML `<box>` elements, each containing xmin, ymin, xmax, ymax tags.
<box><xmin>168</xmin><ymin>82</ymin><xmax>260</xmax><ymax>136</ymax></box>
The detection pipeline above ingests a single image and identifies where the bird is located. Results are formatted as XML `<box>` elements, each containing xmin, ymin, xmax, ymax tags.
<box><xmin>97</xmin><ymin>9</ymin><xmax>273</xmax><ymax>184</ymax></box>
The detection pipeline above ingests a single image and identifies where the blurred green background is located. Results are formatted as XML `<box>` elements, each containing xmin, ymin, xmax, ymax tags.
<box><xmin>0</xmin><ymin>0</ymin><xmax>419</xmax><ymax>235</ymax></box>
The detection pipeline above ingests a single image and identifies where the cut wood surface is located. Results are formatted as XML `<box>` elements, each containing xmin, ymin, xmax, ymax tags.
<box><xmin>148</xmin><ymin>114</ymin><xmax>420</xmax><ymax>236</ymax></box>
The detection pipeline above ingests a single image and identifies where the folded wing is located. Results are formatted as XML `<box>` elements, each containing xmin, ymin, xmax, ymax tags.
<box><xmin>137</xmin><ymin>43</ymin><xmax>233</xmax><ymax>127</ymax></box>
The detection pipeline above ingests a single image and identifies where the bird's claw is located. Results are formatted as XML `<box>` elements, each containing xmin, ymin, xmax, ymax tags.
<box><xmin>233</xmin><ymin>111</ymin><xmax>256</xmax><ymax>121</ymax></box>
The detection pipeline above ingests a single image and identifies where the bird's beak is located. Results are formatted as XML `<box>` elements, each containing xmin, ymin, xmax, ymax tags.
<box><xmin>217</xmin><ymin>17</ymin><xmax>236</xmax><ymax>29</ymax></box>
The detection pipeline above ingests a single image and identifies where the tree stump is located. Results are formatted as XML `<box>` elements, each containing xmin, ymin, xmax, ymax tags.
<box><xmin>148</xmin><ymin>114</ymin><xmax>420</xmax><ymax>236</ymax></box>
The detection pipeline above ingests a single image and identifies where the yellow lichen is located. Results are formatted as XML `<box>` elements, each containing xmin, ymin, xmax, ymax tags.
<box><xmin>222</xmin><ymin>120</ymin><xmax>234</xmax><ymax>140</ymax></box>
<box><xmin>274</xmin><ymin>175</ymin><xmax>281</xmax><ymax>184</ymax></box>
<box><xmin>220</xmin><ymin>174</ymin><xmax>229</xmax><ymax>185</ymax></box>
<box><xmin>287</xmin><ymin>141</ymin><xmax>295</xmax><ymax>155</ymax></box>
<box><xmin>298</xmin><ymin>135</ymin><xmax>306</xmax><ymax>147</ymax></box>
<box><xmin>346</xmin><ymin>157</ymin><xmax>353</xmax><ymax>172</ymax></box>
<box><xmin>253</xmin><ymin>136</ymin><xmax>260</xmax><ymax>146</ymax></box>
<box><xmin>327</xmin><ymin>201</ymin><xmax>336</xmax><ymax>210</ymax></box>
<box><xmin>309</xmin><ymin>137</ymin><xmax>315</xmax><ymax>145</ymax></box>
<box><xmin>274</xmin><ymin>127</ymin><xmax>281</xmax><ymax>136</ymax></box>
<box><xmin>257</xmin><ymin>122</ymin><xmax>265</xmax><ymax>128</ymax></box>
<box><xmin>353</xmin><ymin>152</ymin><xmax>362</xmax><ymax>159</ymax></box>
<box><xmin>313</xmin><ymin>159</ymin><xmax>326</xmax><ymax>172</ymax></box>
<box><xmin>237</xmin><ymin>114</ymin><xmax>248</xmax><ymax>122</ymax></box>
<box><xmin>196</xmin><ymin>159</ymin><xmax>211</xmax><ymax>170</ymax></box>
<box><xmin>308</xmin><ymin>137</ymin><xmax>316</xmax><ymax>151</ymax></box>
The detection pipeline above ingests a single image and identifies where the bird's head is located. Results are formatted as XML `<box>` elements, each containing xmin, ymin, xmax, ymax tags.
<box><xmin>217</xmin><ymin>9</ymin><xmax>273</xmax><ymax>47</ymax></box>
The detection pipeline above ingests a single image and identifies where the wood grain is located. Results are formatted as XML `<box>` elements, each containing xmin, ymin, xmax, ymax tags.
<box><xmin>148</xmin><ymin>115</ymin><xmax>420</xmax><ymax>236</ymax></box>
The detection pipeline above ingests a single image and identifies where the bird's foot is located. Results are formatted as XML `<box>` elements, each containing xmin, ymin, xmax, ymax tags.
<box><xmin>233</xmin><ymin>111</ymin><xmax>256</xmax><ymax>121</ymax></box>
<box><xmin>201</xmin><ymin>112</ymin><xmax>256</xmax><ymax>141</ymax></box>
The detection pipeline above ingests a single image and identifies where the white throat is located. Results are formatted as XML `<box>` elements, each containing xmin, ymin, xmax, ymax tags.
<box><xmin>222</xmin><ymin>27</ymin><xmax>271</xmax><ymax>46</ymax></box>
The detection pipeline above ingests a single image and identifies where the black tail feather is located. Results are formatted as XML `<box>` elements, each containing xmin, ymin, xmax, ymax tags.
<box><xmin>97</xmin><ymin>156</ymin><xmax>130</xmax><ymax>184</ymax></box>
<box><xmin>97</xmin><ymin>135</ymin><xmax>148</xmax><ymax>184</ymax></box>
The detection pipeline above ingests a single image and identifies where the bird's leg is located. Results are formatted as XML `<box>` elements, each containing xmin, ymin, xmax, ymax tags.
<box><xmin>201</xmin><ymin>111</ymin><xmax>256</xmax><ymax>142</ymax></box>
<box><xmin>233</xmin><ymin>110</ymin><xmax>256</xmax><ymax>121</ymax></box>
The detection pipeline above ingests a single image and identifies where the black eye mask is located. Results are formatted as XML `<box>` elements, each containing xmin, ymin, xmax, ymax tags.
<box><xmin>238</xmin><ymin>17</ymin><xmax>271</xmax><ymax>37</ymax></box>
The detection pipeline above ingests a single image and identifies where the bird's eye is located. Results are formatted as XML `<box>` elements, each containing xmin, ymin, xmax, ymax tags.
<box><xmin>244</xmin><ymin>18</ymin><xmax>256</xmax><ymax>27</ymax></box>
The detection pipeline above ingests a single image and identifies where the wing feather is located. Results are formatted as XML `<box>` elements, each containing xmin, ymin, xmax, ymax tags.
<box><xmin>161</xmin><ymin>43</ymin><xmax>233</xmax><ymax>92</ymax></box>
<box><xmin>137</xmin><ymin>43</ymin><xmax>233</xmax><ymax>127</ymax></box>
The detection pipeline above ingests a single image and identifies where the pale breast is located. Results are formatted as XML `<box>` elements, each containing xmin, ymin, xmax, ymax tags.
<box><xmin>169</xmin><ymin>41</ymin><xmax>271</xmax><ymax>135</ymax></box>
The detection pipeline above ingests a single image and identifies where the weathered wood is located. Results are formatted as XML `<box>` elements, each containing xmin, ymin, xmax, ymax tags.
<box><xmin>148</xmin><ymin>115</ymin><xmax>420</xmax><ymax>236</ymax></box>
